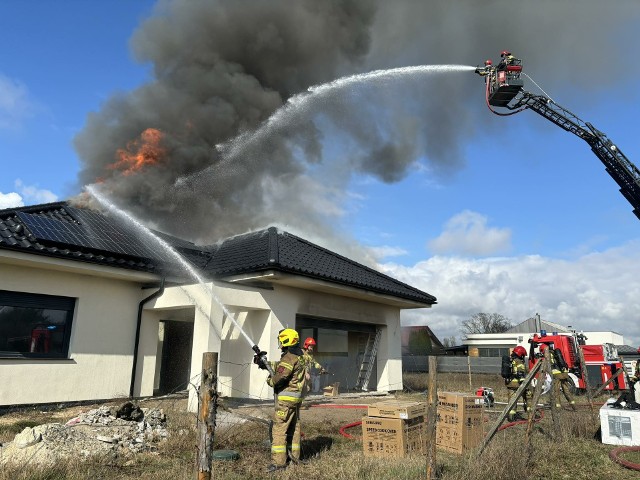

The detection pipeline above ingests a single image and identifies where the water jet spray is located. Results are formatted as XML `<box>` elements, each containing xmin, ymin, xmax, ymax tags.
<box><xmin>86</xmin><ymin>184</ymin><xmax>275</xmax><ymax>376</ymax></box>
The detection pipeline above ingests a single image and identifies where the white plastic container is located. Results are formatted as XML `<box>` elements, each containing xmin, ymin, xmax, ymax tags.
<box><xmin>599</xmin><ymin>402</ymin><xmax>640</xmax><ymax>446</ymax></box>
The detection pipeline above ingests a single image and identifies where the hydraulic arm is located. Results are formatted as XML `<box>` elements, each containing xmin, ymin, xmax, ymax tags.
<box><xmin>511</xmin><ymin>93</ymin><xmax>640</xmax><ymax>219</ymax></box>
<box><xmin>476</xmin><ymin>52</ymin><xmax>640</xmax><ymax>220</ymax></box>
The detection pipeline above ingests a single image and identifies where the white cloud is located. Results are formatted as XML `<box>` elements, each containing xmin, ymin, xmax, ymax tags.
<box><xmin>381</xmin><ymin>240</ymin><xmax>640</xmax><ymax>347</ymax></box>
<box><xmin>0</xmin><ymin>74</ymin><xmax>35</xmax><ymax>130</ymax></box>
<box><xmin>0</xmin><ymin>192</ymin><xmax>24</xmax><ymax>209</ymax></box>
<box><xmin>368</xmin><ymin>245</ymin><xmax>408</xmax><ymax>260</ymax></box>
<box><xmin>14</xmin><ymin>179</ymin><xmax>58</xmax><ymax>204</ymax></box>
<box><xmin>427</xmin><ymin>210</ymin><xmax>512</xmax><ymax>256</ymax></box>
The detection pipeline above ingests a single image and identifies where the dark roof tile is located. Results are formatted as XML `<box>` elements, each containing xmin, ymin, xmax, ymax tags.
<box><xmin>0</xmin><ymin>203</ymin><xmax>436</xmax><ymax>305</ymax></box>
<box><xmin>203</xmin><ymin>227</ymin><xmax>436</xmax><ymax>305</ymax></box>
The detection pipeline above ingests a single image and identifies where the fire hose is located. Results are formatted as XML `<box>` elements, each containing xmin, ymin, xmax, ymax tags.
<box><xmin>309</xmin><ymin>404</ymin><xmax>368</xmax><ymax>439</ymax></box>
<box><xmin>311</xmin><ymin>401</ymin><xmax>639</xmax><ymax>472</ymax></box>
<box><xmin>497</xmin><ymin>408</ymin><xmax>544</xmax><ymax>431</ymax></box>
<box><xmin>609</xmin><ymin>446</ymin><xmax>640</xmax><ymax>471</ymax></box>
<box><xmin>310</xmin><ymin>403</ymin><xmax>544</xmax><ymax>440</ymax></box>
<box><xmin>337</xmin><ymin>408</ymin><xmax>545</xmax><ymax>440</ymax></box>
<box><xmin>484</xmin><ymin>77</ymin><xmax>526</xmax><ymax>117</ymax></box>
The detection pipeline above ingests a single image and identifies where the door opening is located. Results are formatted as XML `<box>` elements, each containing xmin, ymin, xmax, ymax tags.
<box><xmin>157</xmin><ymin>320</ymin><xmax>193</xmax><ymax>395</ymax></box>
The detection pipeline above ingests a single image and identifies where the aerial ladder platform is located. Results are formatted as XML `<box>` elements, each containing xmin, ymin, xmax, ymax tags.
<box><xmin>475</xmin><ymin>51</ymin><xmax>640</xmax><ymax>220</ymax></box>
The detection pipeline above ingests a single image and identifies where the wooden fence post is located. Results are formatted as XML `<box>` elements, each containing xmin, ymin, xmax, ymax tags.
<box><xmin>526</xmin><ymin>357</ymin><xmax>548</xmax><ymax>440</ymax></box>
<box><xmin>544</xmin><ymin>349</ymin><xmax>560</xmax><ymax>439</ymax></box>
<box><xmin>197</xmin><ymin>352</ymin><xmax>219</xmax><ymax>480</ymax></box>
<box><xmin>426</xmin><ymin>356</ymin><xmax>438</xmax><ymax>480</ymax></box>
<box><xmin>593</xmin><ymin>367</ymin><xmax>626</xmax><ymax>397</ymax></box>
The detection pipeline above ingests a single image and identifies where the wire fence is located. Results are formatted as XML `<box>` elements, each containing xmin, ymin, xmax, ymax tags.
<box><xmin>401</xmin><ymin>355</ymin><xmax>502</xmax><ymax>374</ymax></box>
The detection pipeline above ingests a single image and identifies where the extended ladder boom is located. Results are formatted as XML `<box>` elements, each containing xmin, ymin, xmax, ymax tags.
<box><xmin>476</xmin><ymin>51</ymin><xmax>640</xmax><ymax>220</ymax></box>
<box><xmin>510</xmin><ymin>92</ymin><xmax>640</xmax><ymax>219</ymax></box>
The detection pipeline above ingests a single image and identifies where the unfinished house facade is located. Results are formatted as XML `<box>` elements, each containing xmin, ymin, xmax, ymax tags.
<box><xmin>0</xmin><ymin>202</ymin><xmax>436</xmax><ymax>410</ymax></box>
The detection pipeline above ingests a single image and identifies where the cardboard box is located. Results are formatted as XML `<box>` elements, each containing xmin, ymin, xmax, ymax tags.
<box><xmin>362</xmin><ymin>416</ymin><xmax>426</xmax><ymax>457</ymax></box>
<box><xmin>436</xmin><ymin>392</ymin><xmax>484</xmax><ymax>454</ymax></box>
<box><xmin>599</xmin><ymin>403</ymin><xmax>640</xmax><ymax>446</ymax></box>
<box><xmin>323</xmin><ymin>382</ymin><xmax>339</xmax><ymax>397</ymax></box>
<box><xmin>367</xmin><ymin>400</ymin><xmax>427</xmax><ymax>420</ymax></box>
<box><xmin>436</xmin><ymin>391</ymin><xmax>484</xmax><ymax>414</ymax></box>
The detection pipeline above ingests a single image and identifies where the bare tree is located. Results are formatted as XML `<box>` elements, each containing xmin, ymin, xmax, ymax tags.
<box><xmin>461</xmin><ymin>313</ymin><xmax>512</xmax><ymax>335</ymax></box>
<box><xmin>441</xmin><ymin>336</ymin><xmax>457</xmax><ymax>348</ymax></box>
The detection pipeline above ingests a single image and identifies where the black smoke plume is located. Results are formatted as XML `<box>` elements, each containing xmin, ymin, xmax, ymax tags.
<box><xmin>74</xmin><ymin>0</ymin><xmax>640</xmax><ymax>260</ymax></box>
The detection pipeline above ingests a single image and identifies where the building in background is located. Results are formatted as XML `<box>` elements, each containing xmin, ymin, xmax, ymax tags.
<box><xmin>463</xmin><ymin>317</ymin><xmax>625</xmax><ymax>358</ymax></box>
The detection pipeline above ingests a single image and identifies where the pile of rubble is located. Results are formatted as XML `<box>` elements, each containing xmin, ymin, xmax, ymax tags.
<box><xmin>0</xmin><ymin>402</ymin><xmax>169</xmax><ymax>466</ymax></box>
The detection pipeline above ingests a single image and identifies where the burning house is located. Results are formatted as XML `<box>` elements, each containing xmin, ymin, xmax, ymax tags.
<box><xmin>0</xmin><ymin>202</ymin><xmax>436</xmax><ymax>410</ymax></box>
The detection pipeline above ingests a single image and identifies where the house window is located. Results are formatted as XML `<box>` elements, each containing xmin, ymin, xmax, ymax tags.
<box><xmin>0</xmin><ymin>290</ymin><xmax>75</xmax><ymax>359</ymax></box>
<box><xmin>317</xmin><ymin>328</ymin><xmax>348</xmax><ymax>354</ymax></box>
<box><xmin>478</xmin><ymin>347</ymin><xmax>511</xmax><ymax>357</ymax></box>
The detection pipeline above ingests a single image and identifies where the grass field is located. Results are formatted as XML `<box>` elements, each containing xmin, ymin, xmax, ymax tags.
<box><xmin>1</xmin><ymin>373</ymin><xmax>638</xmax><ymax>480</ymax></box>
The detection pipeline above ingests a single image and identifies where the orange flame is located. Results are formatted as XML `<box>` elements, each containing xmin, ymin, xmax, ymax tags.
<box><xmin>109</xmin><ymin>128</ymin><xmax>166</xmax><ymax>176</ymax></box>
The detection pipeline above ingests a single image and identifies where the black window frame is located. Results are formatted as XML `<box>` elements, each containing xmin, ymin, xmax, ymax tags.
<box><xmin>0</xmin><ymin>289</ymin><xmax>75</xmax><ymax>359</ymax></box>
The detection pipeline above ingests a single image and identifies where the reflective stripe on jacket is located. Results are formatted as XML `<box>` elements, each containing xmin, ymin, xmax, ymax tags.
<box><xmin>511</xmin><ymin>358</ymin><xmax>526</xmax><ymax>378</ymax></box>
<box><xmin>267</xmin><ymin>347</ymin><xmax>305</xmax><ymax>402</ymax></box>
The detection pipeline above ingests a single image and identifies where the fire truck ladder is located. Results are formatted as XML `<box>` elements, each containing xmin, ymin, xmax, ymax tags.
<box><xmin>355</xmin><ymin>328</ymin><xmax>382</xmax><ymax>392</ymax></box>
<box><xmin>509</xmin><ymin>92</ymin><xmax>640</xmax><ymax>220</ymax></box>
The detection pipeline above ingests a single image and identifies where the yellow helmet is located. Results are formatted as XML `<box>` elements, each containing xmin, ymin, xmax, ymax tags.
<box><xmin>278</xmin><ymin>328</ymin><xmax>299</xmax><ymax>347</ymax></box>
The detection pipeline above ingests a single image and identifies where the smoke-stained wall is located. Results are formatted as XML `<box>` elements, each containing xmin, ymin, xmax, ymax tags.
<box><xmin>74</xmin><ymin>0</ymin><xmax>640</xmax><ymax>261</ymax></box>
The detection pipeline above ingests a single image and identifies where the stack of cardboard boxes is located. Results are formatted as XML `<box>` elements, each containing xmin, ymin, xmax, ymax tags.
<box><xmin>435</xmin><ymin>391</ymin><xmax>485</xmax><ymax>454</ymax></box>
<box><xmin>362</xmin><ymin>400</ymin><xmax>427</xmax><ymax>457</ymax></box>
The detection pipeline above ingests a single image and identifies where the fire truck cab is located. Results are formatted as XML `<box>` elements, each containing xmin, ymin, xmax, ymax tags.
<box><xmin>528</xmin><ymin>331</ymin><xmax>628</xmax><ymax>394</ymax></box>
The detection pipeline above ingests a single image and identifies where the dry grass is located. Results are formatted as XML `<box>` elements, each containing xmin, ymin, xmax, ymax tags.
<box><xmin>1</xmin><ymin>374</ymin><xmax>638</xmax><ymax>480</ymax></box>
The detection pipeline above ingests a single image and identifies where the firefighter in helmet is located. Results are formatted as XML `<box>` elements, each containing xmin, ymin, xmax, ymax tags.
<box><xmin>506</xmin><ymin>345</ymin><xmax>529</xmax><ymax>421</ymax></box>
<box><xmin>265</xmin><ymin>328</ymin><xmax>306</xmax><ymax>473</ymax></box>
<box><xmin>302</xmin><ymin>337</ymin><xmax>326</xmax><ymax>394</ymax></box>
<box><xmin>497</xmin><ymin>50</ymin><xmax>514</xmax><ymax>71</ymax></box>
<box><xmin>475</xmin><ymin>59</ymin><xmax>493</xmax><ymax>77</ymax></box>
<box><xmin>541</xmin><ymin>343</ymin><xmax>576</xmax><ymax>410</ymax></box>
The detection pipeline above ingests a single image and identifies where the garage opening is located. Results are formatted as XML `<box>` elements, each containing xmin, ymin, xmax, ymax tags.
<box><xmin>296</xmin><ymin>315</ymin><xmax>381</xmax><ymax>393</ymax></box>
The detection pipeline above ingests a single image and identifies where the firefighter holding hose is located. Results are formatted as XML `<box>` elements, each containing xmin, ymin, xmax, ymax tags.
<box><xmin>259</xmin><ymin>328</ymin><xmax>306</xmax><ymax>473</ymax></box>
<box><xmin>302</xmin><ymin>337</ymin><xmax>327</xmax><ymax>394</ymax></box>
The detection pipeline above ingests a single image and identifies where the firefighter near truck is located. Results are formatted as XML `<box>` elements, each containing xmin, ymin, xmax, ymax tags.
<box><xmin>528</xmin><ymin>330</ymin><xmax>628</xmax><ymax>394</ymax></box>
<box><xmin>475</xmin><ymin>51</ymin><xmax>638</xmax><ymax>395</ymax></box>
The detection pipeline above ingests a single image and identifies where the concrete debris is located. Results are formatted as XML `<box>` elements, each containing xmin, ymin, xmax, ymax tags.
<box><xmin>0</xmin><ymin>402</ymin><xmax>169</xmax><ymax>466</ymax></box>
<box><xmin>14</xmin><ymin>427</ymin><xmax>43</xmax><ymax>449</ymax></box>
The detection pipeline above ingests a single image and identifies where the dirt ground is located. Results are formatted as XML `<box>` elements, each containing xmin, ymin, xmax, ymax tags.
<box><xmin>1</xmin><ymin>376</ymin><xmax>639</xmax><ymax>480</ymax></box>
<box><xmin>0</xmin><ymin>392</ymin><xmax>388</xmax><ymax>458</ymax></box>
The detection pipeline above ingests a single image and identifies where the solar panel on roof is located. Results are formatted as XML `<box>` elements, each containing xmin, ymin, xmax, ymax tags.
<box><xmin>16</xmin><ymin>210</ymin><xmax>167</xmax><ymax>261</ymax></box>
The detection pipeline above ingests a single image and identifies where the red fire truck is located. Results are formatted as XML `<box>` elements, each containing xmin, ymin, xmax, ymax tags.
<box><xmin>528</xmin><ymin>331</ymin><xmax>628</xmax><ymax>394</ymax></box>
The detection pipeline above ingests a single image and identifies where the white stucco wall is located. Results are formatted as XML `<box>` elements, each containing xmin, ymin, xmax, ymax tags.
<box><xmin>1</xmin><ymin>252</ymin><xmax>423</xmax><ymax>409</ymax></box>
<box><xmin>0</xmin><ymin>255</ymin><xmax>157</xmax><ymax>406</ymax></box>
<box><xmin>151</xmin><ymin>280</ymin><xmax>406</xmax><ymax>411</ymax></box>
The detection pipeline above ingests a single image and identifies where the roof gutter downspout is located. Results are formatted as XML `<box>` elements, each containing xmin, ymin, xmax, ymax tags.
<box><xmin>130</xmin><ymin>277</ymin><xmax>165</xmax><ymax>398</ymax></box>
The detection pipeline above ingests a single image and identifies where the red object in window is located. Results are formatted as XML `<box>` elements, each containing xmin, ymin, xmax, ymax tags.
<box><xmin>30</xmin><ymin>326</ymin><xmax>51</xmax><ymax>353</ymax></box>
